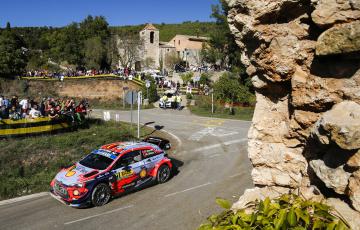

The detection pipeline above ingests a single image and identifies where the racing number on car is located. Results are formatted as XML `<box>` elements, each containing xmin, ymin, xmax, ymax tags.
<box><xmin>115</xmin><ymin>169</ymin><xmax>134</xmax><ymax>180</ymax></box>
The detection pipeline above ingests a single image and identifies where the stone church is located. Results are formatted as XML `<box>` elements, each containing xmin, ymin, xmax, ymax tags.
<box><xmin>138</xmin><ymin>23</ymin><xmax>209</xmax><ymax>71</ymax></box>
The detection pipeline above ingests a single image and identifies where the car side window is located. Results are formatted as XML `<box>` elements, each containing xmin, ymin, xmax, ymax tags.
<box><xmin>113</xmin><ymin>151</ymin><xmax>142</xmax><ymax>170</ymax></box>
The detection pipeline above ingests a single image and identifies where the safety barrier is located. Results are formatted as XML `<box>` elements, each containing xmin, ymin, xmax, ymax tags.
<box><xmin>0</xmin><ymin>117</ymin><xmax>71</xmax><ymax>138</ymax></box>
<box><xmin>20</xmin><ymin>75</ymin><xmax>145</xmax><ymax>86</ymax></box>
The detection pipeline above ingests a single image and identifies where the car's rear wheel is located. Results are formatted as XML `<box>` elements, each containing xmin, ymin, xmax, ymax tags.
<box><xmin>91</xmin><ymin>183</ymin><xmax>111</xmax><ymax>207</ymax></box>
<box><xmin>157</xmin><ymin>164</ymin><xmax>171</xmax><ymax>184</ymax></box>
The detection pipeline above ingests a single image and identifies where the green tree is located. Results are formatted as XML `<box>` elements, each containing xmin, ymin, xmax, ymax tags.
<box><xmin>80</xmin><ymin>15</ymin><xmax>110</xmax><ymax>42</ymax></box>
<box><xmin>213</xmin><ymin>72</ymin><xmax>253</xmax><ymax>111</ymax></box>
<box><xmin>0</xmin><ymin>26</ymin><xmax>27</xmax><ymax>78</ymax></box>
<box><xmin>84</xmin><ymin>36</ymin><xmax>107</xmax><ymax>70</ymax></box>
<box><xmin>202</xmin><ymin>0</ymin><xmax>243</xmax><ymax>70</ymax></box>
<box><xmin>44</xmin><ymin>23</ymin><xmax>83</xmax><ymax>67</ymax></box>
<box><xmin>199</xmin><ymin>72</ymin><xmax>211</xmax><ymax>85</ymax></box>
<box><xmin>181</xmin><ymin>72</ymin><xmax>194</xmax><ymax>85</ymax></box>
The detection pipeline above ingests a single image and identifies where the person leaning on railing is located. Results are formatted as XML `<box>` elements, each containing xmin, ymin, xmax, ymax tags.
<box><xmin>9</xmin><ymin>105</ymin><xmax>21</xmax><ymax>120</ymax></box>
<box><xmin>28</xmin><ymin>105</ymin><xmax>42</xmax><ymax>119</ymax></box>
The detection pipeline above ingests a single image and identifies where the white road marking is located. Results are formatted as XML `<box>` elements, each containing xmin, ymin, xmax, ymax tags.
<box><xmin>64</xmin><ymin>205</ymin><xmax>134</xmax><ymax>225</ymax></box>
<box><xmin>192</xmin><ymin>138</ymin><xmax>247</xmax><ymax>154</ymax></box>
<box><xmin>164</xmin><ymin>182</ymin><xmax>212</xmax><ymax>198</ymax></box>
<box><xmin>188</xmin><ymin>127</ymin><xmax>215</xmax><ymax>141</ymax></box>
<box><xmin>208</xmin><ymin>154</ymin><xmax>221</xmax><ymax>158</ymax></box>
<box><xmin>0</xmin><ymin>192</ymin><xmax>49</xmax><ymax>206</ymax></box>
<box><xmin>188</xmin><ymin>127</ymin><xmax>239</xmax><ymax>142</ymax></box>
<box><xmin>229</xmin><ymin>172</ymin><xmax>245</xmax><ymax>178</ymax></box>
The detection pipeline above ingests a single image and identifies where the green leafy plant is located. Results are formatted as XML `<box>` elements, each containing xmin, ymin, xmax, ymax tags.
<box><xmin>181</xmin><ymin>72</ymin><xmax>194</xmax><ymax>85</ymax></box>
<box><xmin>198</xmin><ymin>194</ymin><xmax>350</xmax><ymax>230</ymax></box>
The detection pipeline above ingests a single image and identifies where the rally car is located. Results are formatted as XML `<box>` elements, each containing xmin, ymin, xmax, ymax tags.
<box><xmin>50</xmin><ymin>142</ymin><xmax>172</xmax><ymax>207</ymax></box>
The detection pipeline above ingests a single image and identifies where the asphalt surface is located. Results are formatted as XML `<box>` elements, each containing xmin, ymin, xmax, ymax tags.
<box><xmin>0</xmin><ymin>108</ymin><xmax>253</xmax><ymax>230</ymax></box>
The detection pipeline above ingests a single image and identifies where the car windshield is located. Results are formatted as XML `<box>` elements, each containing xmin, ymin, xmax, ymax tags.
<box><xmin>79</xmin><ymin>153</ymin><xmax>114</xmax><ymax>170</ymax></box>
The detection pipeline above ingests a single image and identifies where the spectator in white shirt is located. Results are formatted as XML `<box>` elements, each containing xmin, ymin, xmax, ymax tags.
<box><xmin>0</xmin><ymin>95</ymin><xmax>4</xmax><ymax>107</ymax></box>
<box><xmin>28</xmin><ymin>105</ymin><xmax>41</xmax><ymax>119</ymax></box>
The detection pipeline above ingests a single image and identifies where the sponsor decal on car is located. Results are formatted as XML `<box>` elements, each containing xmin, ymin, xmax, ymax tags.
<box><xmin>93</xmin><ymin>149</ymin><xmax>117</xmax><ymax>160</ymax></box>
<box><xmin>65</xmin><ymin>170</ymin><xmax>76</xmax><ymax>177</ymax></box>
<box><xmin>139</xmin><ymin>168</ymin><xmax>147</xmax><ymax>178</ymax></box>
<box><xmin>142</xmin><ymin>149</ymin><xmax>156</xmax><ymax>157</ymax></box>
<box><xmin>115</xmin><ymin>169</ymin><xmax>134</xmax><ymax>179</ymax></box>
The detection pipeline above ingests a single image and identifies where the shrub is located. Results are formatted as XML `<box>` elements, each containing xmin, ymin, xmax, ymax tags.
<box><xmin>199</xmin><ymin>194</ymin><xmax>350</xmax><ymax>230</ymax></box>
<box><xmin>181</xmin><ymin>72</ymin><xmax>194</xmax><ymax>85</ymax></box>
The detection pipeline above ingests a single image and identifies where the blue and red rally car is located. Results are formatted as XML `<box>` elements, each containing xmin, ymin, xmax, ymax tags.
<box><xmin>50</xmin><ymin>141</ymin><xmax>172</xmax><ymax>207</ymax></box>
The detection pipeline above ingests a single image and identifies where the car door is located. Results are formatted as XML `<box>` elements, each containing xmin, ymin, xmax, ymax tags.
<box><xmin>111</xmin><ymin>151</ymin><xmax>144</xmax><ymax>192</ymax></box>
<box><xmin>141</xmin><ymin>148</ymin><xmax>164</xmax><ymax>174</ymax></box>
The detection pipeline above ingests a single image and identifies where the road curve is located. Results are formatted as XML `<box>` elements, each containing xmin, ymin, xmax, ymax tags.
<box><xmin>0</xmin><ymin>108</ymin><xmax>253</xmax><ymax>230</ymax></box>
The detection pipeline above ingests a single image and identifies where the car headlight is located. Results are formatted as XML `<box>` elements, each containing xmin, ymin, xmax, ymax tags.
<box><xmin>73</xmin><ymin>190</ymin><xmax>80</xmax><ymax>196</ymax></box>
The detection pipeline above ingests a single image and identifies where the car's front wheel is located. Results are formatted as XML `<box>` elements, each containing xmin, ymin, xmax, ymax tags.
<box><xmin>157</xmin><ymin>164</ymin><xmax>171</xmax><ymax>184</ymax></box>
<box><xmin>91</xmin><ymin>183</ymin><xmax>111</xmax><ymax>207</ymax></box>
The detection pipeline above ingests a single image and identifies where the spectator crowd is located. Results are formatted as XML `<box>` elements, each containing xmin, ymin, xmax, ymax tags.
<box><xmin>0</xmin><ymin>95</ymin><xmax>89</xmax><ymax>123</ymax></box>
<box><xmin>24</xmin><ymin>67</ymin><xmax>138</xmax><ymax>80</ymax></box>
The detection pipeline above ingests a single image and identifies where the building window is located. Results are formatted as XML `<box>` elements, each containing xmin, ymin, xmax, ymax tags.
<box><xmin>150</xmin><ymin>32</ymin><xmax>154</xmax><ymax>44</ymax></box>
<box><xmin>167</xmin><ymin>49</ymin><xmax>169</xmax><ymax>52</ymax></box>
<box><xmin>178</xmin><ymin>40</ymin><xmax>180</xmax><ymax>45</ymax></box>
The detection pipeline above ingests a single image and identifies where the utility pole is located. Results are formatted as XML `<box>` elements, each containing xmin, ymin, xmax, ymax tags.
<box><xmin>137</xmin><ymin>91</ymin><xmax>142</xmax><ymax>139</ymax></box>
<box><xmin>211</xmin><ymin>88</ymin><xmax>214</xmax><ymax>115</ymax></box>
<box><xmin>130</xmin><ymin>92</ymin><xmax>133</xmax><ymax>133</ymax></box>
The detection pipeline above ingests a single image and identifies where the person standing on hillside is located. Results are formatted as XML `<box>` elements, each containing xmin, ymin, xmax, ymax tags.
<box><xmin>176</xmin><ymin>94</ymin><xmax>182</xmax><ymax>110</ymax></box>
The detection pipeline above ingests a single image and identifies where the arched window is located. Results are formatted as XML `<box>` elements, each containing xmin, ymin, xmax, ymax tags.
<box><xmin>150</xmin><ymin>32</ymin><xmax>154</xmax><ymax>44</ymax></box>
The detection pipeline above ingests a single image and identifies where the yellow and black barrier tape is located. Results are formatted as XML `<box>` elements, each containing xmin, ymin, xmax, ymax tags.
<box><xmin>0</xmin><ymin>117</ymin><xmax>71</xmax><ymax>138</ymax></box>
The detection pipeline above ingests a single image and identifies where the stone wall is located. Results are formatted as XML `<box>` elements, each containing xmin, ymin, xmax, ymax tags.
<box><xmin>225</xmin><ymin>0</ymin><xmax>360</xmax><ymax>218</ymax></box>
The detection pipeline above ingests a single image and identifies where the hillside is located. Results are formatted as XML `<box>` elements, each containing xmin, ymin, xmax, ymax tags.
<box><xmin>111</xmin><ymin>21</ymin><xmax>217</xmax><ymax>42</ymax></box>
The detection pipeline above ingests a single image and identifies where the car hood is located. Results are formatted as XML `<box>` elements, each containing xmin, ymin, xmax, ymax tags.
<box><xmin>55</xmin><ymin>163</ymin><xmax>100</xmax><ymax>186</ymax></box>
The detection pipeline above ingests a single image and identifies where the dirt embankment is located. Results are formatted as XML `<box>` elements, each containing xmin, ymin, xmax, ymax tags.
<box><xmin>0</xmin><ymin>79</ymin><xmax>141</xmax><ymax>101</ymax></box>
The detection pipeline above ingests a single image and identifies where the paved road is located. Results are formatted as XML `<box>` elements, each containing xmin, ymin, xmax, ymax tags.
<box><xmin>0</xmin><ymin>108</ymin><xmax>253</xmax><ymax>230</ymax></box>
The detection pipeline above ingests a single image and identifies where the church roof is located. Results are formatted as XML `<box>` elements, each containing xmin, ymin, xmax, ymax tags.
<box><xmin>142</xmin><ymin>23</ymin><xmax>158</xmax><ymax>31</ymax></box>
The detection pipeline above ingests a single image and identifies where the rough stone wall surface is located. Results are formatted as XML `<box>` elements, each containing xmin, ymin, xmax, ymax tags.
<box><xmin>225</xmin><ymin>0</ymin><xmax>360</xmax><ymax>216</ymax></box>
<box><xmin>27</xmin><ymin>80</ymin><xmax>140</xmax><ymax>101</ymax></box>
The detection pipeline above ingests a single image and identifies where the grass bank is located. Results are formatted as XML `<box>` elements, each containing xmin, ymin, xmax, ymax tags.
<box><xmin>0</xmin><ymin>119</ymin><xmax>153</xmax><ymax>200</ymax></box>
<box><xmin>189</xmin><ymin>95</ymin><xmax>254</xmax><ymax>121</ymax></box>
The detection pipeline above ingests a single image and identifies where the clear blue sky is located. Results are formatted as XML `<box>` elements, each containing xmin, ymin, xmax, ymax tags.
<box><xmin>1</xmin><ymin>0</ymin><xmax>216</xmax><ymax>27</ymax></box>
